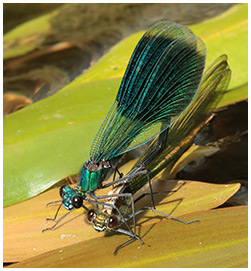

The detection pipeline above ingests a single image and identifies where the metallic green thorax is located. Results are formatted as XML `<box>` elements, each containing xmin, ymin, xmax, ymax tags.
<box><xmin>79</xmin><ymin>160</ymin><xmax>111</xmax><ymax>192</ymax></box>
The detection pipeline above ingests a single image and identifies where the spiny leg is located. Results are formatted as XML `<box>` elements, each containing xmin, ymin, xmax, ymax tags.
<box><xmin>113</xmin><ymin>237</ymin><xmax>136</xmax><ymax>255</ymax></box>
<box><xmin>46</xmin><ymin>200</ymin><xmax>62</xmax><ymax>207</ymax></box>
<box><xmin>146</xmin><ymin>172</ymin><xmax>155</xmax><ymax>209</ymax></box>
<box><xmin>131</xmin><ymin>206</ymin><xmax>200</xmax><ymax>224</ymax></box>
<box><xmin>132</xmin><ymin>126</ymin><xmax>170</xmax><ymax>210</ymax></box>
<box><xmin>134</xmin><ymin>181</ymin><xmax>186</xmax><ymax>204</ymax></box>
<box><xmin>115</xmin><ymin>182</ymin><xmax>196</xmax><ymax>249</ymax></box>
<box><xmin>101</xmin><ymin>169</ymin><xmax>148</xmax><ymax>189</ymax></box>
<box><xmin>112</xmin><ymin>167</ymin><xmax>124</xmax><ymax>182</ymax></box>
<box><xmin>42</xmin><ymin>209</ymin><xmax>73</xmax><ymax>232</ymax></box>
<box><xmin>45</xmin><ymin>200</ymin><xmax>63</xmax><ymax>221</ymax></box>
<box><xmin>116</xmin><ymin>167</ymin><xmax>123</xmax><ymax>178</ymax></box>
<box><xmin>46</xmin><ymin>203</ymin><xmax>63</xmax><ymax>221</ymax></box>
<box><xmin>112</xmin><ymin>167</ymin><xmax>117</xmax><ymax>181</ymax></box>
<box><xmin>112</xmin><ymin>228</ymin><xmax>144</xmax><ymax>255</ymax></box>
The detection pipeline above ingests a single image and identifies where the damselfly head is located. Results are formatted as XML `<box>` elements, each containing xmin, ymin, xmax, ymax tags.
<box><xmin>59</xmin><ymin>185</ymin><xmax>83</xmax><ymax>210</ymax></box>
<box><xmin>87</xmin><ymin>209</ymin><xmax>106</xmax><ymax>232</ymax></box>
<box><xmin>87</xmin><ymin>209</ymin><xmax>118</xmax><ymax>232</ymax></box>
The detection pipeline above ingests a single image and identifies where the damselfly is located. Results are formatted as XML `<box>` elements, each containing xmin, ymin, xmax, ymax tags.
<box><xmin>43</xmin><ymin>21</ymin><xmax>206</xmax><ymax>231</ymax></box>
<box><xmin>86</xmin><ymin>55</ymin><xmax>231</xmax><ymax>254</ymax></box>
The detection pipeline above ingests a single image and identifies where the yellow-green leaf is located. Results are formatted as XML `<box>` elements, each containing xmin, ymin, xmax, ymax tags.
<box><xmin>3</xmin><ymin>11</ymin><xmax>57</xmax><ymax>59</ymax></box>
<box><xmin>169</xmin><ymin>145</ymin><xmax>219</xmax><ymax>179</ymax></box>
<box><xmin>217</xmin><ymin>84</ymin><xmax>248</xmax><ymax>108</ymax></box>
<box><xmin>3</xmin><ymin>78</ymin><xmax>121</xmax><ymax>207</ymax></box>
<box><xmin>3</xmin><ymin>180</ymin><xmax>240</xmax><ymax>262</ymax></box>
<box><xmin>191</xmin><ymin>4</ymin><xmax>248</xmax><ymax>89</ymax></box>
<box><xmin>8</xmin><ymin>206</ymin><xmax>247</xmax><ymax>268</ymax></box>
<box><xmin>66</xmin><ymin>4</ymin><xmax>247</xmax><ymax>90</ymax></box>
<box><xmin>3</xmin><ymin>3</ymin><xmax>247</xmax><ymax>207</ymax></box>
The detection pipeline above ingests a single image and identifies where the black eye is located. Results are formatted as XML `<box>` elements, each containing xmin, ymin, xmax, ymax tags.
<box><xmin>72</xmin><ymin>195</ymin><xmax>83</xmax><ymax>208</ymax></box>
<box><xmin>108</xmin><ymin>215</ymin><xmax>118</xmax><ymax>229</ymax></box>
<box><xmin>59</xmin><ymin>185</ymin><xmax>66</xmax><ymax>198</ymax></box>
<box><xmin>87</xmin><ymin>209</ymin><xmax>95</xmax><ymax>222</ymax></box>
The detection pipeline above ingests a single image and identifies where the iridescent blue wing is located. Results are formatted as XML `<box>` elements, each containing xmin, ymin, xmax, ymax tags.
<box><xmin>128</xmin><ymin>55</ymin><xmax>231</xmax><ymax>194</ymax></box>
<box><xmin>90</xmin><ymin>21</ymin><xmax>206</xmax><ymax>162</ymax></box>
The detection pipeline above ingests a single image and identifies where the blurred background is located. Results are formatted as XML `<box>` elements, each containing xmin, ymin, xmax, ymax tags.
<box><xmin>3</xmin><ymin>3</ymin><xmax>234</xmax><ymax>112</ymax></box>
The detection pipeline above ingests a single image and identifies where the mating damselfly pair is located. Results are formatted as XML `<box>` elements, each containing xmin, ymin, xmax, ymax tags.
<box><xmin>43</xmin><ymin>21</ymin><xmax>231</xmax><ymax>254</ymax></box>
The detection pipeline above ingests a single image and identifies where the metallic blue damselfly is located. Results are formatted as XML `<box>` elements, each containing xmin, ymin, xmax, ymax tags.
<box><xmin>86</xmin><ymin>55</ymin><xmax>231</xmax><ymax>253</ymax></box>
<box><xmin>43</xmin><ymin>20</ymin><xmax>208</xmax><ymax>232</ymax></box>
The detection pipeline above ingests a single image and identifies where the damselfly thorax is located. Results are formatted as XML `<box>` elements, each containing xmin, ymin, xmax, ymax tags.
<box><xmin>79</xmin><ymin>159</ymin><xmax>112</xmax><ymax>192</ymax></box>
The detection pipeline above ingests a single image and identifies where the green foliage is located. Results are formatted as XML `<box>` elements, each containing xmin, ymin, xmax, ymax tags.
<box><xmin>3</xmin><ymin>4</ymin><xmax>248</xmax><ymax>207</ymax></box>
<box><xmin>3</xmin><ymin>11</ymin><xmax>56</xmax><ymax>59</ymax></box>
<box><xmin>3</xmin><ymin>79</ymin><xmax>120</xmax><ymax>206</ymax></box>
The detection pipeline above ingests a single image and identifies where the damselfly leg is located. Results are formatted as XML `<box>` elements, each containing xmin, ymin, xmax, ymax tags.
<box><xmin>90</xmin><ymin>180</ymin><xmax>197</xmax><ymax>254</ymax></box>
<box><xmin>134</xmin><ymin>181</ymin><xmax>186</xmax><ymax>205</ymax></box>
<box><xmin>43</xmin><ymin>201</ymin><xmax>89</xmax><ymax>232</ymax></box>
<box><xmin>113</xmin><ymin>167</ymin><xmax>123</xmax><ymax>181</ymax></box>
<box><xmin>112</xmin><ymin>228</ymin><xmax>144</xmax><ymax>255</ymax></box>
<box><xmin>42</xmin><ymin>209</ymin><xmax>74</xmax><ymax>232</ymax></box>
<box><xmin>45</xmin><ymin>202</ymin><xmax>63</xmax><ymax>221</ymax></box>
<box><xmin>128</xmin><ymin>206</ymin><xmax>200</xmax><ymax>224</ymax></box>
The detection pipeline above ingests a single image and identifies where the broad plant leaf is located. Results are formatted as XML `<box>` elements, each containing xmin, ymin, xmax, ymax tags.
<box><xmin>69</xmin><ymin>4</ymin><xmax>247</xmax><ymax>90</ymax></box>
<box><xmin>191</xmin><ymin>4</ymin><xmax>247</xmax><ymax>89</ymax></box>
<box><xmin>168</xmin><ymin>145</ymin><xmax>220</xmax><ymax>179</ymax></box>
<box><xmin>3</xmin><ymin>180</ymin><xmax>240</xmax><ymax>262</ymax></box>
<box><xmin>217</xmin><ymin>83</ymin><xmax>248</xmax><ymax>108</ymax></box>
<box><xmin>8</xmin><ymin>206</ymin><xmax>247</xmax><ymax>268</ymax></box>
<box><xmin>3</xmin><ymin>79</ymin><xmax>120</xmax><ymax>206</ymax></box>
<box><xmin>3</xmin><ymin>4</ymin><xmax>247</xmax><ymax>207</ymax></box>
<box><xmin>3</xmin><ymin>11</ymin><xmax>57</xmax><ymax>59</ymax></box>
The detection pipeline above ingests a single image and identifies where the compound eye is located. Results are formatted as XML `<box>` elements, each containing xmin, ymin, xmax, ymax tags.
<box><xmin>72</xmin><ymin>195</ymin><xmax>83</xmax><ymax>208</ymax></box>
<box><xmin>59</xmin><ymin>185</ymin><xmax>66</xmax><ymax>198</ymax></box>
<box><xmin>87</xmin><ymin>209</ymin><xmax>95</xmax><ymax>222</ymax></box>
<box><xmin>108</xmin><ymin>215</ymin><xmax>118</xmax><ymax>229</ymax></box>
